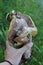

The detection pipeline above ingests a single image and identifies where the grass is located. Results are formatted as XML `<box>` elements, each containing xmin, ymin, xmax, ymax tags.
<box><xmin>0</xmin><ymin>0</ymin><xmax>43</xmax><ymax>65</ymax></box>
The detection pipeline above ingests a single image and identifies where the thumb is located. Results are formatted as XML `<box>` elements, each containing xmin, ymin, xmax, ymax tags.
<box><xmin>18</xmin><ymin>43</ymin><xmax>29</xmax><ymax>55</ymax></box>
<box><xmin>19</xmin><ymin>42</ymin><xmax>33</xmax><ymax>54</ymax></box>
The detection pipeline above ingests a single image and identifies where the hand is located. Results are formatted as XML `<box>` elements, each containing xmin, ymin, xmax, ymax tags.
<box><xmin>5</xmin><ymin>40</ymin><xmax>30</xmax><ymax>65</ymax></box>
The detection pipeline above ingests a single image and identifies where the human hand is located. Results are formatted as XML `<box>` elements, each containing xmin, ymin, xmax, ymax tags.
<box><xmin>5</xmin><ymin>40</ymin><xmax>31</xmax><ymax>65</ymax></box>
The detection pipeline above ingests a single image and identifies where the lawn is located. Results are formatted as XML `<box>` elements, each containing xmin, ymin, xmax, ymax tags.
<box><xmin>0</xmin><ymin>0</ymin><xmax>43</xmax><ymax>65</ymax></box>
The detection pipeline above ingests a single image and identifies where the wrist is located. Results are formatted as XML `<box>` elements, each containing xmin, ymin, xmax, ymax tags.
<box><xmin>5</xmin><ymin>58</ymin><xmax>15</xmax><ymax>65</ymax></box>
<box><xmin>5</xmin><ymin>60</ymin><xmax>13</xmax><ymax>65</ymax></box>
<box><xmin>0</xmin><ymin>62</ymin><xmax>10</xmax><ymax>65</ymax></box>
<box><xmin>5</xmin><ymin>62</ymin><xmax>10</xmax><ymax>65</ymax></box>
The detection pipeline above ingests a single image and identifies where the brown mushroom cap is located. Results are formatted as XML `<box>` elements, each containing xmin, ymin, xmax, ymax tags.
<box><xmin>7</xmin><ymin>11</ymin><xmax>37</xmax><ymax>48</ymax></box>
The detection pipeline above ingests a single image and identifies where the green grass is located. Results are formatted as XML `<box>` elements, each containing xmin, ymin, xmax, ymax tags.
<box><xmin>0</xmin><ymin>0</ymin><xmax>43</xmax><ymax>65</ymax></box>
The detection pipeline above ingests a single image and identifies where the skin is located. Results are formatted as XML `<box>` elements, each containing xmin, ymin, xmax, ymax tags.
<box><xmin>0</xmin><ymin>40</ymin><xmax>32</xmax><ymax>65</ymax></box>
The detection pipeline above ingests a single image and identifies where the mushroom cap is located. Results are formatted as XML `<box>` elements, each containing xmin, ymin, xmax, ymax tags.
<box><xmin>7</xmin><ymin>11</ymin><xmax>37</xmax><ymax>48</ymax></box>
